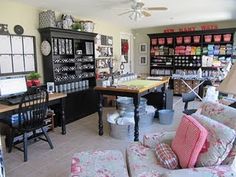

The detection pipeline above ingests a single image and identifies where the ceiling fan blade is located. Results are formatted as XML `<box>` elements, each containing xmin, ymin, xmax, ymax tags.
<box><xmin>144</xmin><ymin>7</ymin><xmax>168</xmax><ymax>11</ymax></box>
<box><xmin>118</xmin><ymin>10</ymin><xmax>133</xmax><ymax>16</ymax></box>
<box><xmin>141</xmin><ymin>11</ymin><xmax>151</xmax><ymax>17</ymax></box>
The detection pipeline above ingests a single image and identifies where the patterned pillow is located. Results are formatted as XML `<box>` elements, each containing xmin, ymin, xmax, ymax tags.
<box><xmin>171</xmin><ymin>115</ymin><xmax>208</xmax><ymax>168</ymax></box>
<box><xmin>155</xmin><ymin>143</ymin><xmax>179</xmax><ymax>169</ymax></box>
<box><xmin>192</xmin><ymin>113</ymin><xmax>236</xmax><ymax>167</ymax></box>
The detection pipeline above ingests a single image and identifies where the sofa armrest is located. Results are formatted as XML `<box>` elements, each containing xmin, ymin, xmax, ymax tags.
<box><xmin>163</xmin><ymin>165</ymin><xmax>235</xmax><ymax>177</ymax></box>
<box><xmin>143</xmin><ymin>131</ymin><xmax>176</xmax><ymax>149</ymax></box>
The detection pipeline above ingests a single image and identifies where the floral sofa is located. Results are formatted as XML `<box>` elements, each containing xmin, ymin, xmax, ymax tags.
<box><xmin>126</xmin><ymin>101</ymin><xmax>236</xmax><ymax>177</ymax></box>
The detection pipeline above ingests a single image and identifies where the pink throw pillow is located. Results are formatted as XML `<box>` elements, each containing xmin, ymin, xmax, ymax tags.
<box><xmin>156</xmin><ymin>143</ymin><xmax>179</xmax><ymax>169</ymax></box>
<box><xmin>171</xmin><ymin>115</ymin><xmax>208</xmax><ymax>168</ymax></box>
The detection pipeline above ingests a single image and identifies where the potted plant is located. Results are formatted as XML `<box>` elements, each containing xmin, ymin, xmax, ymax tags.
<box><xmin>72</xmin><ymin>21</ymin><xmax>83</xmax><ymax>31</ymax></box>
<box><xmin>27</xmin><ymin>72</ymin><xmax>41</xmax><ymax>87</ymax></box>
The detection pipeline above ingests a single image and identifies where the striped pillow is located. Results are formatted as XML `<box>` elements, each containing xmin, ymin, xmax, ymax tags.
<box><xmin>155</xmin><ymin>143</ymin><xmax>179</xmax><ymax>169</ymax></box>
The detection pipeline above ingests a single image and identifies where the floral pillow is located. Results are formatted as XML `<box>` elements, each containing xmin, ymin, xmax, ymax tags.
<box><xmin>192</xmin><ymin>113</ymin><xmax>236</xmax><ymax>167</ymax></box>
<box><xmin>155</xmin><ymin>143</ymin><xmax>179</xmax><ymax>169</ymax></box>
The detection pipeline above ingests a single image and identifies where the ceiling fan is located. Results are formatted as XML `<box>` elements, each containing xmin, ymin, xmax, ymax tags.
<box><xmin>118</xmin><ymin>0</ymin><xmax>168</xmax><ymax>21</ymax></box>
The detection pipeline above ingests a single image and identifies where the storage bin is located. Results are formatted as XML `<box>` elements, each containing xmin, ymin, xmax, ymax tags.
<box><xmin>39</xmin><ymin>10</ymin><xmax>56</xmax><ymax>28</ymax></box>
<box><xmin>193</xmin><ymin>36</ymin><xmax>201</xmax><ymax>43</ymax></box>
<box><xmin>223</xmin><ymin>34</ymin><xmax>232</xmax><ymax>42</ymax></box>
<box><xmin>214</xmin><ymin>35</ymin><xmax>222</xmax><ymax>42</ymax></box>
<box><xmin>158</xmin><ymin>38</ymin><xmax>165</xmax><ymax>45</ymax></box>
<box><xmin>204</xmin><ymin>35</ymin><xmax>212</xmax><ymax>43</ymax></box>
<box><xmin>176</xmin><ymin>37</ymin><xmax>183</xmax><ymax>44</ymax></box>
<box><xmin>152</xmin><ymin>38</ymin><xmax>158</xmax><ymax>45</ymax></box>
<box><xmin>167</xmin><ymin>37</ymin><xmax>173</xmax><ymax>44</ymax></box>
<box><xmin>184</xmin><ymin>36</ymin><xmax>191</xmax><ymax>44</ymax></box>
<box><xmin>159</xmin><ymin>109</ymin><xmax>174</xmax><ymax>125</ymax></box>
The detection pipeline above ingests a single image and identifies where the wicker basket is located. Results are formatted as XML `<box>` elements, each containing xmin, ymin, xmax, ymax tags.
<box><xmin>39</xmin><ymin>10</ymin><xmax>56</xmax><ymax>28</ymax></box>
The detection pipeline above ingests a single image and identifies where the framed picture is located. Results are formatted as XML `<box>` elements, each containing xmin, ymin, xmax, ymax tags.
<box><xmin>139</xmin><ymin>55</ymin><xmax>147</xmax><ymax>65</ymax></box>
<box><xmin>139</xmin><ymin>43</ymin><xmax>147</xmax><ymax>53</ymax></box>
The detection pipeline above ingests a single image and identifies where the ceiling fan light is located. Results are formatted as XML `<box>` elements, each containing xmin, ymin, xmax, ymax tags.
<box><xmin>129</xmin><ymin>11</ymin><xmax>136</xmax><ymax>20</ymax></box>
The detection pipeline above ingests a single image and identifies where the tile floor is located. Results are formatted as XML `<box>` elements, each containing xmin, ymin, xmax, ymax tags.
<box><xmin>2</xmin><ymin>97</ymin><xmax>201</xmax><ymax>177</ymax></box>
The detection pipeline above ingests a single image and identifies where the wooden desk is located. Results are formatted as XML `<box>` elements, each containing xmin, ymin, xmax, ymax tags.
<box><xmin>0</xmin><ymin>93</ymin><xmax>67</xmax><ymax>135</ymax></box>
<box><xmin>95</xmin><ymin>78</ymin><xmax>169</xmax><ymax>141</ymax></box>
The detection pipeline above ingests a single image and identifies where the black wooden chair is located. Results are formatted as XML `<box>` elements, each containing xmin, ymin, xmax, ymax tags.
<box><xmin>7</xmin><ymin>87</ymin><xmax>53</xmax><ymax>162</ymax></box>
<box><xmin>182</xmin><ymin>92</ymin><xmax>197</xmax><ymax>115</ymax></box>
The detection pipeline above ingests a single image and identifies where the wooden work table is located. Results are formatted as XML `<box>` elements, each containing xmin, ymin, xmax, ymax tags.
<box><xmin>0</xmin><ymin>93</ymin><xmax>67</xmax><ymax>135</ymax></box>
<box><xmin>94</xmin><ymin>78</ymin><xmax>170</xmax><ymax>141</ymax></box>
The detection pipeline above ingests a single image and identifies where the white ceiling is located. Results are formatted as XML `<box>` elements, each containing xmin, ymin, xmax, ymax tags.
<box><xmin>11</xmin><ymin>0</ymin><xmax>236</xmax><ymax>29</ymax></box>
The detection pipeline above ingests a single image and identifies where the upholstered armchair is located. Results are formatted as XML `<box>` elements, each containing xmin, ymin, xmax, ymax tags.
<box><xmin>126</xmin><ymin>101</ymin><xmax>236</xmax><ymax>177</ymax></box>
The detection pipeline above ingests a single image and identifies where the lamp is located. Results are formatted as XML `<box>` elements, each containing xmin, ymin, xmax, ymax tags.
<box><xmin>218</xmin><ymin>63</ymin><xmax>236</xmax><ymax>95</ymax></box>
<box><xmin>120</xmin><ymin>55</ymin><xmax>126</xmax><ymax>74</ymax></box>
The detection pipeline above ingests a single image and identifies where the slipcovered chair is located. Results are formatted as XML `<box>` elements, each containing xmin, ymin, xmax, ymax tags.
<box><xmin>126</xmin><ymin>101</ymin><xmax>236</xmax><ymax>177</ymax></box>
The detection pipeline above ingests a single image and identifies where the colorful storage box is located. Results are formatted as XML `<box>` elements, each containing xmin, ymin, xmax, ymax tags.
<box><xmin>158</xmin><ymin>38</ymin><xmax>165</xmax><ymax>45</ymax></box>
<box><xmin>167</xmin><ymin>37</ymin><xmax>173</xmax><ymax>44</ymax></box>
<box><xmin>214</xmin><ymin>35</ymin><xmax>222</xmax><ymax>42</ymax></box>
<box><xmin>176</xmin><ymin>37</ymin><xmax>183</xmax><ymax>44</ymax></box>
<box><xmin>184</xmin><ymin>36</ymin><xmax>191</xmax><ymax>44</ymax></box>
<box><xmin>223</xmin><ymin>34</ymin><xmax>232</xmax><ymax>42</ymax></box>
<box><xmin>193</xmin><ymin>36</ymin><xmax>201</xmax><ymax>43</ymax></box>
<box><xmin>204</xmin><ymin>35</ymin><xmax>212</xmax><ymax>43</ymax></box>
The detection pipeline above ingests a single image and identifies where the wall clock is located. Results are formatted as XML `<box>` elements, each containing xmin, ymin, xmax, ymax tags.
<box><xmin>14</xmin><ymin>25</ymin><xmax>24</xmax><ymax>35</ymax></box>
<box><xmin>41</xmin><ymin>40</ymin><xmax>51</xmax><ymax>56</ymax></box>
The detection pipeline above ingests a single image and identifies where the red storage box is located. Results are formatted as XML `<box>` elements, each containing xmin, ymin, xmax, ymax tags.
<box><xmin>214</xmin><ymin>35</ymin><xmax>222</xmax><ymax>42</ymax></box>
<box><xmin>167</xmin><ymin>37</ymin><xmax>173</xmax><ymax>44</ymax></box>
<box><xmin>158</xmin><ymin>38</ymin><xmax>165</xmax><ymax>45</ymax></box>
<box><xmin>204</xmin><ymin>35</ymin><xmax>212</xmax><ymax>43</ymax></box>
<box><xmin>176</xmin><ymin>37</ymin><xmax>183</xmax><ymax>44</ymax></box>
<box><xmin>193</xmin><ymin>36</ymin><xmax>200</xmax><ymax>43</ymax></box>
<box><xmin>184</xmin><ymin>36</ymin><xmax>191</xmax><ymax>44</ymax></box>
<box><xmin>151</xmin><ymin>38</ymin><xmax>157</xmax><ymax>45</ymax></box>
<box><xmin>223</xmin><ymin>34</ymin><xmax>232</xmax><ymax>42</ymax></box>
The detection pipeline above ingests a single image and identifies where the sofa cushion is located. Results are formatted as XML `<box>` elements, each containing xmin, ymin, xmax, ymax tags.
<box><xmin>70</xmin><ymin>150</ymin><xmax>129</xmax><ymax>177</ymax></box>
<box><xmin>127</xmin><ymin>142</ymin><xmax>170</xmax><ymax>177</ymax></box>
<box><xmin>171</xmin><ymin>115</ymin><xmax>208</xmax><ymax>168</ymax></box>
<box><xmin>156</xmin><ymin>143</ymin><xmax>179</xmax><ymax>169</ymax></box>
<box><xmin>192</xmin><ymin>113</ymin><xmax>236</xmax><ymax>167</ymax></box>
<box><xmin>200</xmin><ymin>101</ymin><xmax>236</xmax><ymax>165</ymax></box>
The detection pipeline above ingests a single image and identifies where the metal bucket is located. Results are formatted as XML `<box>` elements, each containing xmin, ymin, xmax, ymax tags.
<box><xmin>158</xmin><ymin>109</ymin><xmax>174</xmax><ymax>125</ymax></box>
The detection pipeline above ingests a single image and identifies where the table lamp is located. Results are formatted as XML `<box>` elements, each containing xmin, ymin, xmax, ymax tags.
<box><xmin>120</xmin><ymin>55</ymin><xmax>126</xmax><ymax>74</ymax></box>
<box><xmin>218</xmin><ymin>63</ymin><xmax>236</xmax><ymax>96</ymax></box>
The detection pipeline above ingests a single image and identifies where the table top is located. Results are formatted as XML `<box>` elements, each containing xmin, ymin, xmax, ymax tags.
<box><xmin>0</xmin><ymin>93</ymin><xmax>67</xmax><ymax>114</ymax></box>
<box><xmin>94</xmin><ymin>78</ymin><xmax>169</xmax><ymax>94</ymax></box>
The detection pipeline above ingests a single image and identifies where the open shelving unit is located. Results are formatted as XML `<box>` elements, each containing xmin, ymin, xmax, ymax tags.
<box><xmin>39</xmin><ymin>27</ymin><xmax>98</xmax><ymax>123</ymax></box>
<box><xmin>148</xmin><ymin>28</ymin><xmax>236</xmax><ymax>95</ymax></box>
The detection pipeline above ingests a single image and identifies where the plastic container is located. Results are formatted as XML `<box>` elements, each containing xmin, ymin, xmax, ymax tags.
<box><xmin>158</xmin><ymin>38</ymin><xmax>165</xmax><ymax>45</ymax></box>
<box><xmin>167</xmin><ymin>37</ymin><xmax>173</xmax><ymax>44</ymax></box>
<box><xmin>158</xmin><ymin>109</ymin><xmax>174</xmax><ymax>125</ymax></box>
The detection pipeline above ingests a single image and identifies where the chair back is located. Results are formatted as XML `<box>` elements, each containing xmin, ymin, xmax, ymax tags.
<box><xmin>18</xmin><ymin>87</ymin><xmax>48</xmax><ymax>131</ymax></box>
<box><xmin>182</xmin><ymin>92</ymin><xmax>196</xmax><ymax>110</ymax></box>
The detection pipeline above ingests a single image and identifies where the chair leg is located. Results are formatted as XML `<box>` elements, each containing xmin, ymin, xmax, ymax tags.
<box><xmin>23</xmin><ymin>132</ymin><xmax>28</xmax><ymax>162</ymax></box>
<box><xmin>33</xmin><ymin>130</ymin><xmax>37</xmax><ymax>142</ymax></box>
<box><xmin>8</xmin><ymin>129</ymin><xmax>15</xmax><ymax>153</ymax></box>
<box><xmin>41</xmin><ymin>128</ymin><xmax>53</xmax><ymax>149</ymax></box>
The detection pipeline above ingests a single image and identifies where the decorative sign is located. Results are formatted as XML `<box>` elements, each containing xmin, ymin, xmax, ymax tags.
<box><xmin>163</xmin><ymin>24</ymin><xmax>218</xmax><ymax>33</ymax></box>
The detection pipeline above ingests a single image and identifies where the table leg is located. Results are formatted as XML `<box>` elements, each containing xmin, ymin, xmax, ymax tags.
<box><xmin>161</xmin><ymin>84</ymin><xmax>166</xmax><ymax>109</ymax></box>
<box><xmin>133</xmin><ymin>96</ymin><xmax>140</xmax><ymax>142</ymax></box>
<box><xmin>61</xmin><ymin>98</ymin><xmax>66</xmax><ymax>135</ymax></box>
<box><xmin>98</xmin><ymin>93</ymin><xmax>103</xmax><ymax>136</ymax></box>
